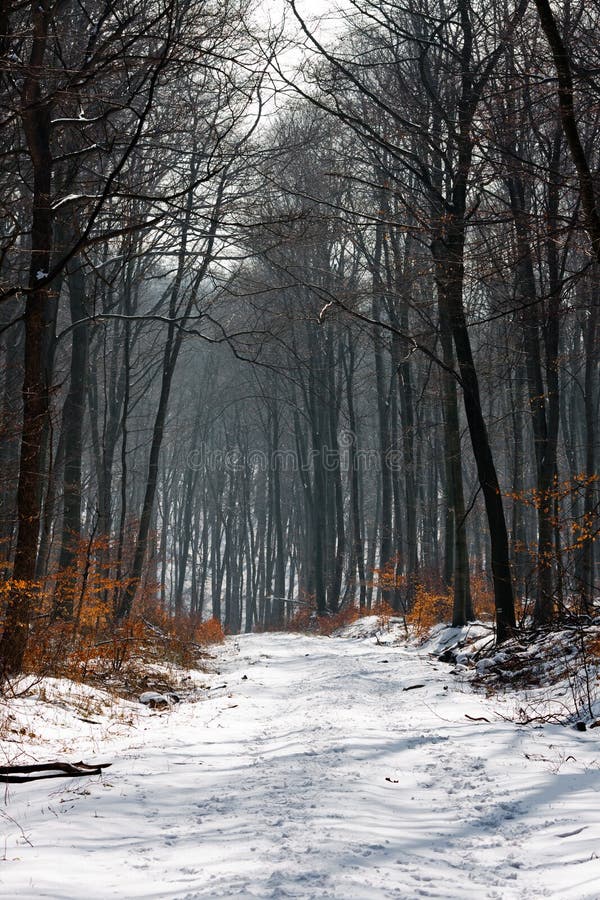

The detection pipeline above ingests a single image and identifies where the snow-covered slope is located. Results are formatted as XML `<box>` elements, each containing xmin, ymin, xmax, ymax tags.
<box><xmin>1</xmin><ymin>632</ymin><xmax>599</xmax><ymax>899</ymax></box>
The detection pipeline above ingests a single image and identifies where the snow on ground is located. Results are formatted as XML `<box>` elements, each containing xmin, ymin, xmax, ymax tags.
<box><xmin>2</xmin><ymin>629</ymin><xmax>600</xmax><ymax>899</ymax></box>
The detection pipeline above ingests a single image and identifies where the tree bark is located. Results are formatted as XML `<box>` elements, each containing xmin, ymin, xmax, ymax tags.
<box><xmin>0</xmin><ymin>4</ymin><xmax>53</xmax><ymax>675</ymax></box>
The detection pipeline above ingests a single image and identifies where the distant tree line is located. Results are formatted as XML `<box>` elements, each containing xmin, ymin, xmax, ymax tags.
<box><xmin>0</xmin><ymin>0</ymin><xmax>598</xmax><ymax>673</ymax></box>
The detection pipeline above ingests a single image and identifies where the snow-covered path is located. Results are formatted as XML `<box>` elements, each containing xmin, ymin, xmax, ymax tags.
<box><xmin>2</xmin><ymin>632</ymin><xmax>600</xmax><ymax>899</ymax></box>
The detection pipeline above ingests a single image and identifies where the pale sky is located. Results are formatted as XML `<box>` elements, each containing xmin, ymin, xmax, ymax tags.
<box><xmin>257</xmin><ymin>0</ymin><xmax>348</xmax><ymax>107</ymax></box>
<box><xmin>261</xmin><ymin>0</ymin><xmax>348</xmax><ymax>37</ymax></box>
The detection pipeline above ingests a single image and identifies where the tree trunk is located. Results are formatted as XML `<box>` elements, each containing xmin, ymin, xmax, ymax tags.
<box><xmin>434</xmin><ymin>229</ymin><xmax>516</xmax><ymax>642</ymax></box>
<box><xmin>53</xmin><ymin>258</ymin><xmax>89</xmax><ymax>620</ymax></box>
<box><xmin>0</xmin><ymin>5</ymin><xmax>53</xmax><ymax>675</ymax></box>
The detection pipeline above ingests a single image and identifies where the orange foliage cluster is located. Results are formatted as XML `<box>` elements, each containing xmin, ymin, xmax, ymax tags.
<box><xmin>286</xmin><ymin>592</ymin><xmax>317</xmax><ymax>632</ymax></box>
<box><xmin>313</xmin><ymin>605</ymin><xmax>362</xmax><ymax>636</ymax></box>
<box><xmin>405</xmin><ymin>575</ymin><xmax>502</xmax><ymax>637</ymax></box>
<box><xmin>506</xmin><ymin>473</ymin><xmax>598</xmax><ymax>509</ymax></box>
<box><xmin>584</xmin><ymin>633</ymin><xmax>600</xmax><ymax>662</ymax></box>
<box><xmin>507</xmin><ymin>473</ymin><xmax>599</xmax><ymax>558</ymax></box>
<box><xmin>195</xmin><ymin>617</ymin><xmax>226</xmax><ymax>644</ymax></box>
<box><xmin>406</xmin><ymin>585</ymin><xmax>453</xmax><ymax>637</ymax></box>
<box><xmin>288</xmin><ymin>596</ymin><xmax>397</xmax><ymax>636</ymax></box>
<box><xmin>368</xmin><ymin>555</ymin><xmax>408</xmax><ymax>608</ymax></box>
<box><xmin>569</xmin><ymin>511</ymin><xmax>599</xmax><ymax>553</ymax></box>
<box><xmin>0</xmin><ymin>535</ymin><xmax>225</xmax><ymax>685</ymax></box>
<box><xmin>24</xmin><ymin>594</ymin><xmax>224</xmax><ymax>683</ymax></box>
<box><xmin>469</xmin><ymin>573</ymin><xmax>496</xmax><ymax>620</ymax></box>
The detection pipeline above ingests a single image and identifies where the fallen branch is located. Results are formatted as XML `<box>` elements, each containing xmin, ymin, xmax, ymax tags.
<box><xmin>0</xmin><ymin>760</ymin><xmax>111</xmax><ymax>784</ymax></box>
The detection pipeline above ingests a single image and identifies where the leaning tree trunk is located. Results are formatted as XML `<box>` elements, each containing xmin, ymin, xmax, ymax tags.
<box><xmin>434</xmin><ymin>227</ymin><xmax>516</xmax><ymax>643</ymax></box>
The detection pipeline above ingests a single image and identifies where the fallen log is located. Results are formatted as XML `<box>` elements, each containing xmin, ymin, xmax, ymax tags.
<box><xmin>0</xmin><ymin>761</ymin><xmax>111</xmax><ymax>784</ymax></box>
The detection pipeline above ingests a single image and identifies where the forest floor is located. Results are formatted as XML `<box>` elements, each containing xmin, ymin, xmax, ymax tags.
<box><xmin>1</xmin><ymin>623</ymin><xmax>600</xmax><ymax>899</ymax></box>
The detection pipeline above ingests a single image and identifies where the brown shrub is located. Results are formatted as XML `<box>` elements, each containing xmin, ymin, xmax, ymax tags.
<box><xmin>406</xmin><ymin>585</ymin><xmax>453</xmax><ymax>637</ymax></box>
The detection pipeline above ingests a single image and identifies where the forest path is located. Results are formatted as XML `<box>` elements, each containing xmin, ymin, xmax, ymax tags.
<box><xmin>2</xmin><ymin>631</ymin><xmax>600</xmax><ymax>899</ymax></box>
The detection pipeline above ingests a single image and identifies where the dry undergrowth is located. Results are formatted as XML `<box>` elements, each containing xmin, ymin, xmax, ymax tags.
<box><xmin>287</xmin><ymin>576</ymin><xmax>497</xmax><ymax>639</ymax></box>
<box><xmin>442</xmin><ymin>620</ymin><xmax>600</xmax><ymax>725</ymax></box>
<box><xmin>0</xmin><ymin>607</ymin><xmax>225</xmax><ymax>749</ymax></box>
<box><xmin>7</xmin><ymin>595</ymin><xmax>225</xmax><ymax>705</ymax></box>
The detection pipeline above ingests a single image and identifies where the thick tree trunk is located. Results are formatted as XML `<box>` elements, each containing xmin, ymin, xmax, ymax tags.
<box><xmin>435</xmin><ymin>232</ymin><xmax>516</xmax><ymax>642</ymax></box>
<box><xmin>0</xmin><ymin>5</ymin><xmax>53</xmax><ymax>675</ymax></box>
<box><xmin>436</xmin><ymin>292</ymin><xmax>473</xmax><ymax>625</ymax></box>
<box><xmin>507</xmin><ymin>172</ymin><xmax>558</xmax><ymax>624</ymax></box>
